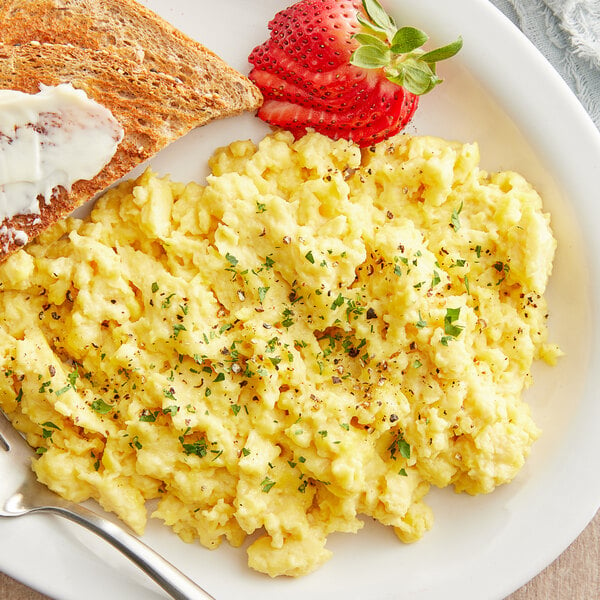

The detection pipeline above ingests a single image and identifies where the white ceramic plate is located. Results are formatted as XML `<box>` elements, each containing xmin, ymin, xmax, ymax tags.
<box><xmin>2</xmin><ymin>1</ymin><xmax>600</xmax><ymax>599</ymax></box>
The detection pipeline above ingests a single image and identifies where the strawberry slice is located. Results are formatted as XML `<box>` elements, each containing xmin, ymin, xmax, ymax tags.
<box><xmin>249</xmin><ymin>0</ymin><xmax>462</xmax><ymax>147</ymax></box>
<box><xmin>250</xmin><ymin>65</ymin><xmax>387</xmax><ymax>113</ymax></box>
<box><xmin>267</xmin><ymin>0</ymin><xmax>362</xmax><ymax>71</ymax></box>
<box><xmin>257</xmin><ymin>77</ymin><xmax>417</xmax><ymax>146</ymax></box>
<box><xmin>250</xmin><ymin>41</ymin><xmax>370</xmax><ymax>96</ymax></box>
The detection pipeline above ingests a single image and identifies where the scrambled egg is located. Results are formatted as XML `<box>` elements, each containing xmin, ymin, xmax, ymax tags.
<box><xmin>0</xmin><ymin>131</ymin><xmax>559</xmax><ymax>577</ymax></box>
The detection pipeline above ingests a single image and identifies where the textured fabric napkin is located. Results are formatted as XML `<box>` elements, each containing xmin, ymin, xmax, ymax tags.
<box><xmin>489</xmin><ymin>0</ymin><xmax>600</xmax><ymax>129</ymax></box>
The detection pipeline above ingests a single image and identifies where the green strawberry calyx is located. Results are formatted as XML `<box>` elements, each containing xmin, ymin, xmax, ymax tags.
<box><xmin>350</xmin><ymin>0</ymin><xmax>463</xmax><ymax>95</ymax></box>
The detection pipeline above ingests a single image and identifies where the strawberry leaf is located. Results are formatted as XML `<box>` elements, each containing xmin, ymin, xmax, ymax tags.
<box><xmin>361</xmin><ymin>0</ymin><xmax>397</xmax><ymax>40</ymax></box>
<box><xmin>420</xmin><ymin>37</ymin><xmax>463</xmax><ymax>63</ymax></box>
<box><xmin>356</xmin><ymin>12</ymin><xmax>388</xmax><ymax>36</ymax></box>
<box><xmin>391</xmin><ymin>27</ymin><xmax>428</xmax><ymax>54</ymax></box>
<box><xmin>351</xmin><ymin>44</ymin><xmax>391</xmax><ymax>69</ymax></box>
<box><xmin>353</xmin><ymin>0</ymin><xmax>462</xmax><ymax>95</ymax></box>
<box><xmin>388</xmin><ymin>61</ymin><xmax>440</xmax><ymax>95</ymax></box>
<box><xmin>354</xmin><ymin>33</ymin><xmax>390</xmax><ymax>54</ymax></box>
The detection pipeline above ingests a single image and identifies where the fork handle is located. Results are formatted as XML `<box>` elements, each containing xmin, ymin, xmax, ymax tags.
<box><xmin>34</xmin><ymin>502</ymin><xmax>216</xmax><ymax>600</ymax></box>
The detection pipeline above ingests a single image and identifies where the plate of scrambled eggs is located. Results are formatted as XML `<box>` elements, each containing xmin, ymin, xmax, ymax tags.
<box><xmin>1</xmin><ymin>1</ymin><xmax>600</xmax><ymax>599</ymax></box>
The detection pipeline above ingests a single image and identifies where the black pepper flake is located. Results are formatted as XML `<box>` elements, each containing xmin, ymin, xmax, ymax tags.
<box><xmin>390</xmin><ymin>414</ymin><xmax>399</xmax><ymax>423</ymax></box>
<box><xmin>332</xmin><ymin>376</ymin><xmax>342</xmax><ymax>384</ymax></box>
<box><xmin>366</xmin><ymin>307</ymin><xmax>377</xmax><ymax>319</ymax></box>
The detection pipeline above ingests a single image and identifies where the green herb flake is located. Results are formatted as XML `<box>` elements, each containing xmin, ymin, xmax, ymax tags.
<box><xmin>38</xmin><ymin>381</ymin><xmax>52</xmax><ymax>394</ymax></box>
<box><xmin>161</xmin><ymin>293</ymin><xmax>176</xmax><ymax>309</ymax></box>
<box><xmin>129</xmin><ymin>436</ymin><xmax>143</xmax><ymax>450</ymax></box>
<box><xmin>67</xmin><ymin>370</ymin><xmax>78</xmax><ymax>388</ymax></box>
<box><xmin>331</xmin><ymin>293</ymin><xmax>345</xmax><ymax>310</ymax></box>
<box><xmin>451</xmin><ymin>202</ymin><xmax>463</xmax><ymax>230</ymax></box>
<box><xmin>225</xmin><ymin>253</ymin><xmax>239</xmax><ymax>267</ymax></box>
<box><xmin>258</xmin><ymin>286</ymin><xmax>269</xmax><ymax>303</ymax></box>
<box><xmin>91</xmin><ymin>399</ymin><xmax>113</xmax><ymax>415</ymax></box>
<box><xmin>172</xmin><ymin>323</ymin><xmax>186</xmax><ymax>339</ymax></box>
<box><xmin>179</xmin><ymin>436</ymin><xmax>207</xmax><ymax>458</ymax></box>
<box><xmin>305</xmin><ymin>250</ymin><xmax>315</xmax><ymax>264</ymax></box>
<box><xmin>260</xmin><ymin>476</ymin><xmax>276</xmax><ymax>493</ymax></box>
<box><xmin>163</xmin><ymin>388</ymin><xmax>177</xmax><ymax>401</ymax></box>
<box><xmin>41</xmin><ymin>421</ymin><xmax>61</xmax><ymax>431</ymax></box>
<box><xmin>389</xmin><ymin>431</ymin><xmax>411</xmax><ymax>460</ymax></box>
<box><xmin>219</xmin><ymin>323</ymin><xmax>233</xmax><ymax>334</ymax></box>
<box><xmin>444</xmin><ymin>307</ymin><xmax>464</xmax><ymax>338</ymax></box>
<box><xmin>139</xmin><ymin>410</ymin><xmax>159</xmax><ymax>423</ymax></box>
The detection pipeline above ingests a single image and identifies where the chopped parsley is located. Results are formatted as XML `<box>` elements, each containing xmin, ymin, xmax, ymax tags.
<box><xmin>91</xmin><ymin>399</ymin><xmax>113</xmax><ymax>414</ymax></box>
<box><xmin>258</xmin><ymin>286</ymin><xmax>269</xmax><ymax>303</ymax></box>
<box><xmin>444</xmin><ymin>307</ymin><xmax>464</xmax><ymax>338</ymax></box>
<box><xmin>179</xmin><ymin>436</ymin><xmax>208</xmax><ymax>458</ymax></box>
<box><xmin>388</xmin><ymin>431</ymin><xmax>411</xmax><ymax>460</ymax></box>
<box><xmin>260</xmin><ymin>476</ymin><xmax>276</xmax><ymax>493</ymax></box>
<box><xmin>451</xmin><ymin>201</ymin><xmax>463</xmax><ymax>230</ymax></box>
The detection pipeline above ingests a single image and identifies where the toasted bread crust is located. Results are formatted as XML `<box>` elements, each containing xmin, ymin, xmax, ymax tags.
<box><xmin>0</xmin><ymin>0</ymin><xmax>262</xmax><ymax>261</ymax></box>
<box><xmin>0</xmin><ymin>0</ymin><xmax>263</xmax><ymax>111</ymax></box>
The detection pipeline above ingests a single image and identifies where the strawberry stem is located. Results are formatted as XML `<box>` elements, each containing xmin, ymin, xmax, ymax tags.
<box><xmin>351</xmin><ymin>0</ymin><xmax>462</xmax><ymax>96</ymax></box>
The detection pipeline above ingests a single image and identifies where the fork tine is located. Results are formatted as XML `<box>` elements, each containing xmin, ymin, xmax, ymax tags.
<box><xmin>0</xmin><ymin>409</ymin><xmax>29</xmax><ymax>452</ymax></box>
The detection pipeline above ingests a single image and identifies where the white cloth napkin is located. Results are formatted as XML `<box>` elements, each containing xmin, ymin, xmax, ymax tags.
<box><xmin>490</xmin><ymin>0</ymin><xmax>600</xmax><ymax>129</ymax></box>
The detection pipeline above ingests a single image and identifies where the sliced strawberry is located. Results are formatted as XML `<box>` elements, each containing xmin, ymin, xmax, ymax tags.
<box><xmin>249</xmin><ymin>68</ymin><xmax>317</xmax><ymax>107</ymax></box>
<box><xmin>257</xmin><ymin>79</ymin><xmax>417</xmax><ymax>146</ymax></box>
<box><xmin>250</xmin><ymin>42</ymin><xmax>369</xmax><ymax>97</ymax></box>
<box><xmin>267</xmin><ymin>0</ymin><xmax>361</xmax><ymax>72</ymax></box>
<box><xmin>249</xmin><ymin>65</ymin><xmax>387</xmax><ymax>113</ymax></box>
<box><xmin>248</xmin><ymin>0</ymin><xmax>461</xmax><ymax>147</ymax></box>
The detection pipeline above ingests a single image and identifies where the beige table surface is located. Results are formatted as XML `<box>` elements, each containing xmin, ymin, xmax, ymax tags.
<box><xmin>1</xmin><ymin>508</ymin><xmax>598</xmax><ymax>599</ymax></box>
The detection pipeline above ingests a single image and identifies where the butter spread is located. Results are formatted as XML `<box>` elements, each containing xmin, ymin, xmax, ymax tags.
<box><xmin>0</xmin><ymin>83</ymin><xmax>124</xmax><ymax>221</ymax></box>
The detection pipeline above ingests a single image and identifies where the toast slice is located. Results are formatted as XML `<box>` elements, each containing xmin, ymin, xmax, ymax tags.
<box><xmin>0</xmin><ymin>0</ymin><xmax>263</xmax><ymax>115</ymax></box>
<box><xmin>0</xmin><ymin>0</ymin><xmax>263</xmax><ymax>262</ymax></box>
<box><xmin>0</xmin><ymin>41</ymin><xmax>256</xmax><ymax>260</ymax></box>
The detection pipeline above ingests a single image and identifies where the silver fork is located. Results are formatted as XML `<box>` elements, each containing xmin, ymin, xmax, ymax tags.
<box><xmin>0</xmin><ymin>410</ymin><xmax>216</xmax><ymax>600</ymax></box>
